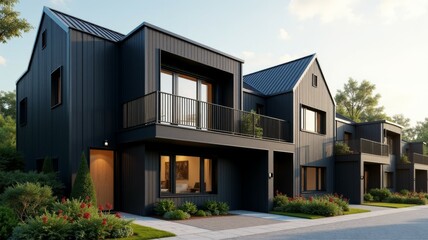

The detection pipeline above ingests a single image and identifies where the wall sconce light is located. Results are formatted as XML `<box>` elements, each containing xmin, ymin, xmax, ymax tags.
<box><xmin>360</xmin><ymin>176</ymin><xmax>364</xmax><ymax>180</ymax></box>
<box><xmin>104</xmin><ymin>140</ymin><xmax>109</xmax><ymax>147</ymax></box>
<box><xmin>268</xmin><ymin>172</ymin><xmax>274</xmax><ymax>179</ymax></box>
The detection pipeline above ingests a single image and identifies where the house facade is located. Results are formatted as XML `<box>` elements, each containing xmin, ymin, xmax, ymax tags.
<box><xmin>17</xmin><ymin>7</ymin><xmax>428</xmax><ymax>215</ymax></box>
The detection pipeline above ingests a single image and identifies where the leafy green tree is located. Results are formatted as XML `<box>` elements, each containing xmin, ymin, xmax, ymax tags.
<box><xmin>0</xmin><ymin>115</ymin><xmax>15</xmax><ymax>148</ymax></box>
<box><xmin>0</xmin><ymin>0</ymin><xmax>32</xmax><ymax>43</ymax></box>
<box><xmin>392</xmin><ymin>114</ymin><xmax>415</xmax><ymax>141</ymax></box>
<box><xmin>335</xmin><ymin>78</ymin><xmax>389</xmax><ymax>122</ymax></box>
<box><xmin>414</xmin><ymin>118</ymin><xmax>428</xmax><ymax>144</ymax></box>
<box><xmin>0</xmin><ymin>90</ymin><xmax>16</xmax><ymax>120</ymax></box>
<box><xmin>70</xmin><ymin>152</ymin><xmax>97</xmax><ymax>206</ymax></box>
<box><xmin>41</xmin><ymin>156</ymin><xmax>54</xmax><ymax>173</ymax></box>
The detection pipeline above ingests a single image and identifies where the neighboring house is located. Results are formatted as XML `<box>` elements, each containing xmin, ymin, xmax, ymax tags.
<box><xmin>335</xmin><ymin>113</ymin><xmax>402</xmax><ymax>203</ymax></box>
<box><xmin>398</xmin><ymin>141</ymin><xmax>428</xmax><ymax>192</ymax></box>
<box><xmin>243</xmin><ymin>54</ymin><xmax>336</xmax><ymax>198</ymax></box>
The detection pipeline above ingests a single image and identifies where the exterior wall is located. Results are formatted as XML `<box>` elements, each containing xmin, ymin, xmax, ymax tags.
<box><xmin>356</xmin><ymin>123</ymin><xmax>383</xmax><ymax>142</ymax></box>
<box><xmin>336</xmin><ymin>120</ymin><xmax>355</xmax><ymax>140</ymax></box>
<box><xmin>335</xmin><ymin>159</ymin><xmax>361</xmax><ymax>203</ymax></box>
<box><xmin>294</xmin><ymin>60</ymin><xmax>335</xmax><ymax>196</ymax></box>
<box><xmin>69</xmin><ymin>29</ymin><xmax>119</xmax><ymax>180</ymax></box>
<box><xmin>266</xmin><ymin>93</ymin><xmax>294</xmax><ymax>141</ymax></box>
<box><xmin>243</xmin><ymin>92</ymin><xmax>266</xmax><ymax>113</ymax></box>
<box><xmin>16</xmin><ymin>15</ymin><xmax>70</xmax><ymax>185</ymax></box>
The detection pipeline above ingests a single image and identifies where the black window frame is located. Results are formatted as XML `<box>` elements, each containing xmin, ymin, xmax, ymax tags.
<box><xmin>36</xmin><ymin>157</ymin><xmax>59</xmax><ymax>173</ymax></box>
<box><xmin>51</xmin><ymin>67</ymin><xmax>62</xmax><ymax>108</ymax></box>
<box><xmin>19</xmin><ymin>98</ymin><xmax>28</xmax><ymax>126</ymax></box>
<box><xmin>159</xmin><ymin>154</ymin><xmax>217</xmax><ymax>197</ymax></box>
<box><xmin>42</xmin><ymin>30</ymin><xmax>47</xmax><ymax>49</ymax></box>
<box><xmin>301</xmin><ymin>166</ymin><xmax>326</xmax><ymax>192</ymax></box>
<box><xmin>301</xmin><ymin>105</ymin><xmax>326</xmax><ymax>134</ymax></box>
<box><xmin>312</xmin><ymin>74</ymin><xmax>318</xmax><ymax>87</ymax></box>
<box><xmin>385</xmin><ymin>172</ymin><xmax>393</xmax><ymax>188</ymax></box>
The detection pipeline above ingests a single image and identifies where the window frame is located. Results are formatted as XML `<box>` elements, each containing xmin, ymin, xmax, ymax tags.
<box><xmin>301</xmin><ymin>166</ymin><xmax>326</xmax><ymax>192</ymax></box>
<box><xmin>51</xmin><ymin>67</ymin><xmax>62</xmax><ymax>109</ymax></box>
<box><xmin>19</xmin><ymin>98</ymin><xmax>28</xmax><ymax>126</ymax></box>
<box><xmin>159</xmin><ymin>153</ymin><xmax>217</xmax><ymax>197</ymax></box>
<box><xmin>384</xmin><ymin>172</ymin><xmax>393</xmax><ymax>189</ymax></box>
<box><xmin>42</xmin><ymin>30</ymin><xmax>47</xmax><ymax>49</ymax></box>
<box><xmin>301</xmin><ymin>105</ymin><xmax>326</xmax><ymax>134</ymax></box>
<box><xmin>312</xmin><ymin>74</ymin><xmax>318</xmax><ymax>87</ymax></box>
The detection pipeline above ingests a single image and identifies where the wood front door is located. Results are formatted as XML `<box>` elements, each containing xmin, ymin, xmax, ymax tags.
<box><xmin>90</xmin><ymin>149</ymin><xmax>114</xmax><ymax>208</ymax></box>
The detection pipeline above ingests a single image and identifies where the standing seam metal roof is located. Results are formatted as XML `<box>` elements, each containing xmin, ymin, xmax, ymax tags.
<box><xmin>49</xmin><ymin>8</ymin><xmax>124</xmax><ymax>42</ymax></box>
<box><xmin>243</xmin><ymin>54</ymin><xmax>315</xmax><ymax>96</ymax></box>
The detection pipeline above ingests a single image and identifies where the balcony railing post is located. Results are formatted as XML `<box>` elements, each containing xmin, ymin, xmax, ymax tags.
<box><xmin>156</xmin><ymin>91</ymin><xmax>159</xmax><ymax>123</ymax></box>
<box><xmin>252</xmin><ymin>113</ymin><xmax>255</xmax><ymax>137</ymax></box>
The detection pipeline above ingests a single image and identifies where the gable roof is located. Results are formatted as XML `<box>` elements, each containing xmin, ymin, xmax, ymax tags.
<box><xmin>243</xmin><ymin>54</ymin><xmax>315</xmax><ymax>96</ymax></box>
<box><xmin>48</xmin><ymin>8</ymin><xmax>124</xmax><ymax>42</ymax></box>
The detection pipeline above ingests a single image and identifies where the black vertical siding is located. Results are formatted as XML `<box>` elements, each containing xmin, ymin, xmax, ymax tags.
<box><xmin>335</xmin><ymin>161</ymin><xmax>361</xmax><ymax>203</ymax></box>
<box><xmin>16</xmin><ymin>15</ymin><xmax>70</xmax><ymax>186</ymax></box>
<box><xmin>243</xmin><ymin>92</ymin><xmax>266</xmax><ymax>112</ymax></box>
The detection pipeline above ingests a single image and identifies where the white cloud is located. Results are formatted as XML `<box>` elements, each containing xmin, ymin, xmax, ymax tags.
<box><xmin>278</xmin><ymin>28</ymin><xmax>290</xmax><ymax>40</ymax></box>
<box><xmin>0</xmin><ymin>56</ymin><xmax>6</xmax><ymax>66</ymax></box>
<box><xmin>50</xmin><ymin>0</ymin><xmax>68</xmax><ymax>5</ymax></box>
<box><xmin>288</xmin><ymin>0</ymin><xmax>362</xmax><ymax>24</ymax></box>
<box><xmin>379</xmin><ymin>0</ymin><xmax>428</xmax><ymax>23</ymax></box>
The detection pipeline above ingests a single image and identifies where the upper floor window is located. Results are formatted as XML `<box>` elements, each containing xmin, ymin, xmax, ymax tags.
<box><xmin>301</xmin><ymin>166</ymin><xmax>326</xmax><ymax>192</ymax></box>
<box><xmin>312</xmin><ymin>74</ymin><xmax>318</xmax><ymax>87</ymax></box>
<box><xmin>42</xmin><ymin>30</ymin><xmax>47</xmax><ymax>49</ymax></box>
<box><xmin>19</xmin><ymin>98</ymin><xmax>27</xmax><ymax>126</ymax></box>
<box><xmin>51</xmin><ymin>67</ymin><xmax>62</xmax><ymax>108</ymax></box>
<box><xmin>256</xmin><ymin>104</ymin><xmax>264</xmax><ymax>115</ymax></box>
<box><xmin>301</xmin><ymin>106</ymin><xmax>326</xmax><ymax>134</ymax></box>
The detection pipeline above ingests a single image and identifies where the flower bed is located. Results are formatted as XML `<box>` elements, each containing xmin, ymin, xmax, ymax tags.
<box><xmin>154</xmin><ymin>200</ymin><xmax>230</xmax><ymax>220</ymax></box>
<box><xmin>364</xmin><ymin>188</ymin><xmax>427</xmax><ymax>205</ymax></box>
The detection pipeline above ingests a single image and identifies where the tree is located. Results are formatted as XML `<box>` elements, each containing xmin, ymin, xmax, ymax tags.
<box><xmin>414</xmin><ymin>118</ymin><xmax>428</xmax><ymax>144</ymax></box>
<box><xmin>0</xmin><ymin>0</ymin><xmax>32</xmax><ymax>44</ymax></box>
<box><xmin>392</xmin><ymin>114</ymin><xmax>415</xmax><ymax>141</ymax></box>
<box><xmin>0</xmin><ymin>90</ymin><xmax>16</xmax><ymax>120</ymax></box>
<box><xmin>335</xmin><ymin>78</ymin><xmax>389</xmax><ymax>122</ymax></box>
<box><xmin>0</xmin><ymin>114</ymin><xmax>15</xmax><ymax>148</ymax></box>
<box><xmin>41</xmin><ymin>156</ymin><xmax>54</xmax><ymax>173</ymax></box>
<box><xmin>70</xmin><ymin>152</ymin><xmax>97</xmax><ymax>206</ymax></box>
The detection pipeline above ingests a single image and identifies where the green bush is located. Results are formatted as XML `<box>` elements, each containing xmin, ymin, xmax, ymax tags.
<box><xmin>364</xmin><ymin>193</ymin><xmax>374</xmax><ymax>202</ymax></box>
<box><xmin>195</xmin><ymin>210</ymin><xmax>206</xmax><ymax>217</ymax></box>
<box><xmin>217</xmin><ymin>202</ymin><xmax>230</xmax><ymax>215</ymax></box>
<box><xmin>163</xmin><ymin>210</ymin><xmax>190</xmax><ymax>220</ymax></box>
<box><xmin>179</xmin><ymin>201</ymin><xmax>197</xmax><ymax>215</ymax></box>
<box><xmin>385</xmin><ymin>194</ymin><xmax>426</xmax><ymax>205</ymax></box>
<box><xmin>204</xmin><ymin>211</ymin><xmax>212</xmax><ymax>216</ymax></box>
<box><xmin>273</xmin><ymin>194</ymin><xmax>289</xmax><ymax>208</ymax></box>
<box><xmin>70</xmin><ymin>152</ymin><xmax>97</xmax><ymax>206</ymax></box>
<box><xmin>301</xmin><ymin>201</ymin><xmax>342</xmax><ymax>216</ymax></box>
<box><xmin>399</xmin><ymin>189</ymin><xmax>410</xmax><ymax>196</ymax></box>
<box><xmin>242</xmin><ymin>110</ymin><xmax>263</xmax><ymax>137</ymax></box>
<box><xmin>154</xmin><ymin>200</ymin><xmax>175</xmax><ymax>216</ymax></box>
<box><xmin>334</xmin><ymin>142</ymin><xmax>352</xmax><ymax>155</ymax></box>
<box><xmin>0</xmin><ymin>170</ymin><xmax>64</xmax><ymax>195</ymax></box>
<box><xmin>274</xmin><ymin>195</ymin><xmax>349</xmax><ymax>217</ymax></box>
<box><xmin>42</xmin><ymin>156</ymin><xmax>54</xmax><ymax>173</ymax></box>
<box><xmin>0</xmin><ymin>206</ymin><xmax>19</xmax><ymax>239</ymax></box>
<box><xmin>282</xmin><ymin>198</ymin><xmax>305</xmax><ymax>213</ymax></box>
<box><xmin>400</xmin><ymin>154</ymin><xmax>410</xmax><ymax>164</ymax></box>
<box><xmin>0</xmin><ymin>146</ymin><xmax>24</xmax><ymax>172</ymax></box>
<box><xmin>204</xmin><ymin>200</ymin><xmax>218</xmax><ymax>213</ymax></box>
<box><xmin>0</xmin><ymin>182</ymin><xmax>55</xmax><ymax>221</ymax></box>
<box><xmin>369</xmin><ymin>188</ymin><xmax>392</xmax><ymax>202</ymax></box>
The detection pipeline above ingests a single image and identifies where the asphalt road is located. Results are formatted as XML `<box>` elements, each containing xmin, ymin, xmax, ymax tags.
<box><xmin>237</xmin><ymin>207</ymin><xmax>428</xmax><ymax>240</ymax></box>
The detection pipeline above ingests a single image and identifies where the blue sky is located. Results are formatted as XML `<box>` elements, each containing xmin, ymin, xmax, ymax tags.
<box><xmin>1</xmin><ymin>0</ymin><xmax>427</xmax><ymax>125</ymax></box>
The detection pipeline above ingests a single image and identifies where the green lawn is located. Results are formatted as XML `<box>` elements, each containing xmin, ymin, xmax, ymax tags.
<box><xmin>270</xmin><ymin>208</ymin><xmax>370</xmax><ymax>219</ymax></box>
<box><xmin>116</xmin><ymin>223</ymin><xmax>175</xmax><ymax>240</ymax></box>
<box><xmin>363</xmin><ymin>202</ymin><xmax>418</xmax><ymax>208</ymax></box>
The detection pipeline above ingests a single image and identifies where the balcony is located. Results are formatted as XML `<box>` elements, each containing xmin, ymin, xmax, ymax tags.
<box><xmin>122</xmin><ymin>92</ymin><xmax>290</xmax><ymax>142</ymax></box>
<box><xmin>413</xmin><ymin>153</ymin><xmax>428</xmax><ymax>165</ymax></box>
<box><xmin>335</xmin><ymin>138</ymin><xmax>389</xmax><ymax>156</ymax></box>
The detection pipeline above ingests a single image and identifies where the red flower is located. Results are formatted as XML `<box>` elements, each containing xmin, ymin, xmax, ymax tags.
<box><xmin>309</xmin><ymin>196</ymin><xmax>314</xmax><ymax>202</ymax></box>
<box><xmin>85</xmin><ymin>196</ymin><xmax>90</xmax><ymax>202</ymax></box>
<box><xmin>42</xmin><ymin>215</ymin><xmax>48</xmax><ymax>224</ymax></box>
<box><xmin>329</xmin><ymin>197</ymin><xmax>334</xmax><ymax>202</ymax></box>
<box><xmin>115</xmin><ymin>212</ymin><xmax>122</xmax><ymax>218</ymax></box>
<box><xmin>83</xmin><ymin>212</ymin><xmax>91</xmax><ymax>219</ymax></box>
<box><xmin>105</xmin><ymin>202</ymin><xmax>113</xmax><ymax>211</ymax></box>
<box><xmin>102</xmin><ymin>218</ymin><xmax>107</xmax><ymax>226</ymax></box>
<box><xmin>87</xmin><ymin>203</ymin><xmax>92</xmax><ymax>208</ymax></box>
<box><xmin>80</xmin><ymin>202</ymin><xmax>86</xmax><ymax>209</ymax></box>
<box><xmin>61</xmin><ymin>196</ymin><xmax>67</xmax><ymax>203</ymax></box>
<box><xmin>98</xmin><ymin>204</ymin><xmax>104</xmax><ymax>211</ymax></box>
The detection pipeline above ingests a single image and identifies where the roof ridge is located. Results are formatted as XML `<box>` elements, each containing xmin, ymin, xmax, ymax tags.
<box><xmin>48</xmin><ymin>7</ymin><xmax>125</xmax><ymax>37</ymax></box>
<box><xmin>243</xmin><ymin>53</ymin><xmax>315</xmax><ymax>78</ymax></box>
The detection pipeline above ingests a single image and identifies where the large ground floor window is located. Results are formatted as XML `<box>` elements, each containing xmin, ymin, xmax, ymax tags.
<box><xmin>160</xmin><ymin>154</ymin><xmax>216</xmax><ymax>195</ymax></box>
<box><xmin>301</xmin><ymin>166</ymin><xmax>326</xmax><ymax>192</ymax></box>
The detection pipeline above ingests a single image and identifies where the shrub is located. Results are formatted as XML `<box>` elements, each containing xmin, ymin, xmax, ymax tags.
<box><xmin>154</xmin><ymin>200</ymin><xmax>175</xmax><ymax>216</ymax></box>
<box><xmin>334</xmin><ymin>142</ymin><xmax>352</xmax><ymax>155</ymax></box>
<box><xmin>364</xmin><ymin>193</ymin><xmax>374</xmax><ymax>202</ymax></box>
<box><xmin>204</xmin><ymin>211</ymin><xmax>212</xmax><ymax>216</ymax></box>
<box><xmin>273</xmin><ymin>194</ymin><xmax>289</xmax><ymax>208</ymax></box>
<box><xmin>195</xmin><ymin>210</ymin><xmax>206</xmax><ymax>217</ymax></box>
<box><xmin>400</xmin><ymin>189</ymin><xmax>410</xmax><ymax>196</ymax></box>
<box><xmin>301</xmin><ymin>201</ymin><xmax>342</xmax><ymax>216</ymax></box>
<box><xmin>0</xmin><ymin>182</ymin><xmax>55</xmax><ymax>221</ymax></box>
<box><xmin>217</xmin><ymin>202</ymin><xmax>230</xmax><ymax>215</ymax></box>
<box><xmin>400</xmin><ymin>154</ymin><xmax>410</xmax><ymax>164</ymax></box>
<box><xmin>163</xmin><ymin>210</ymin><xmax>190</xmax><ymax>220</ymax></box>
<box><xmin>0</xmin><ymin>206</ymin><xmax>19</xmax><ymax>239</ymax></box>
<box><xmin>71</xmin><ymin>152</ymin><xmax>97</xmax><ymax>206</ymax></box>
<box><xmin>0</xmin><ymin>146</ymin><xmax>24</xmax><ymax>172</ymax></box>
<box><xmin>385</xmin><ymin>194</ymin><xmax>426</xmax><ymax>205</ymax></box>
<box><xmin>369</xmin><ymin>188</ymin><xmax>391</xmax><ymax>202</ymax></box>
<box><xmin>179</xmin><ymin>201</ymin><xmax>198</xmax><ymax>215</ymax></box>
<box><xmin>0</xmin><ymin>170</ymin><xmax>64</xmax><ymax>195</ymax></box>
<box><xmin>42</xmin><ymin>156</ymin><xmax>54</xmax><ymax>173</ymax></box>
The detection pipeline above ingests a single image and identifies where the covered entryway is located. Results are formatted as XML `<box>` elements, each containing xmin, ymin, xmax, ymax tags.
<box><xmin>90</xmin><ymin>149</ymin><xmax>114</xmax><ymax>208</ymax></box>
<box><xmin>415</xmin><ymin>170</ymin><xmax>427</xmax><ymax>193</ymax></box>
<box><xmin>274</xmin><ymin>152</ymin><xmax>293</xmax><ymax>197</ymax></box>
<box><xmin>364</xmin><ymin>163</ymin><xmax>381</xmax><ymax>193</ymax></box>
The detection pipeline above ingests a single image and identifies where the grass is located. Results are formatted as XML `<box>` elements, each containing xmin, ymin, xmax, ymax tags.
<box><xmin>343</xmin><ymin>208</ymin><xmax>370</xmax><ymax>215</ymax></box>
<box><xmin>116</xmin><ymin>223</ymin><xmax>175</xmax><ymax>240</ymax></box>
<box><xmin>363</xmin><ymin>202</ymin><xmax>418</xmax><ymax>208</ymax></box>
<box><xmin>270</xmin><ymin>208</ymin><xmax>370</xmax><ymax>219</ymax></box>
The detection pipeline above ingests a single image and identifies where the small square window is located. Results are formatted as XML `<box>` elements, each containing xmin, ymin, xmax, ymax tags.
<box><xmin>42</xmin><ymin>30</ymin><xmax>47</xmax><ymax>49</ymax></box>
<box><xmin>19</xmin><ymin>98</ymin><xmax>27</xmax><ymax>126</ymax></box>
<box><xmin>312</xmin><ymin>74</ymin><xmax>318</xmax><ymax>87</ymax></box>
<box><xmin>51</xmin><ymin>67</ymin><xmax>62</xmax><ymax>108</ymax></box>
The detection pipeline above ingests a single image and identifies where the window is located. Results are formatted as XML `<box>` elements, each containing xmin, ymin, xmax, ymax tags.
<box><xmin>301</xmin><ymin>166</ymin><xmax>326</xmax><ymax>191</ymax></box>
<box><xmin>51</xmin><ymin>67</ymin><xmax>62</xmax><ymax>108</ymax></box>
<box><xmin>160</xmin><ymin>154</ymin><xmax>216</xmax><ymax>195</ymax></box>
<box><xmin>301</xmin><ymin>106</ymin><xmax>326</xmax><ymax>134</ymax></box>
<box><xmin>384</xmin><ymin>172</ymin><xmax>393</xmax><ymax>188</ymax></box>
<box><xmin>42</xmin><ymin>30</ymin><xmax>47</xmax><ymax>49</ymax></box>
<box><xmin>19</xmin><ymin>98</ymin><xmax>27</xmax><ymax>126</ymax></box>
<box><xmin>312</xmin><ymin>74</ymin><xmax>318</xmax><ymax>87</ymax></box>
<box><xmin>256</xmin><ymin>104</ymin><xmax>264</xmax><ymax>115</ymax></box>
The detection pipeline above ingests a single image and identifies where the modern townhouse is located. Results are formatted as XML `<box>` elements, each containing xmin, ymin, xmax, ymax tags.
<box><xmin>398</xmin><ymin>141</ymin><xmax>428</xmax><ymax>192</ymax></box>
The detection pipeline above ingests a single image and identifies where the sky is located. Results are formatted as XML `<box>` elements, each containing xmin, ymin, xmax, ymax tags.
<box><xmin>1</xmin><ymin>0</ymin><xmax>428</xmax><ymax>126</ymax></box>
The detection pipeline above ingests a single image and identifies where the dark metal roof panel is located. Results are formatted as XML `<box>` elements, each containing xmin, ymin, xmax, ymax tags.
<box><xmin>49</xmin><ymin>8</ymin><xmax>124</xmax><ymax>42</ymax></box>
<box><xmin>243</xmin><ymin>54</ymin><xmax>315</xmax><ymax>96</ymax></box>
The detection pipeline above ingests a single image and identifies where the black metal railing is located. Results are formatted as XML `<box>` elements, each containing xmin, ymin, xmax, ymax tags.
<box><xmin>123</xmin><ymin>91</ymin><xmax>290</xmax><ymax>142</ymax></box>
<box><xmin>335</xmin><ymin>138</ymin><xmax>389</xmax><ymax>156</ymax></box>
<box><xmin>413</xmin><ymin>153</ymin><xmax>428</xmax><ymax>165</ymax></box>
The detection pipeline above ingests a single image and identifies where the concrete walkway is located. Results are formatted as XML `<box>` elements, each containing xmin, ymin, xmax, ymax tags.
<box><xmin>121</xmin><ymin>205</ymin><xmax>428</xmax><ymax>240</ymax></box>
